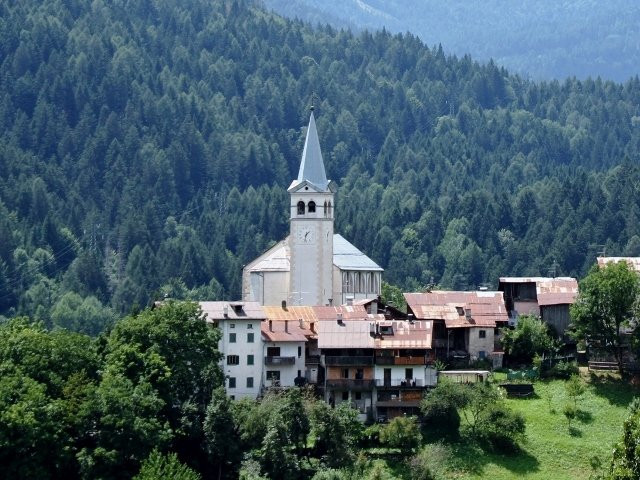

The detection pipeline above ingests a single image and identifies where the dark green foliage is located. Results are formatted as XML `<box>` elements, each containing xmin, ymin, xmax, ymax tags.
<box><xmin>501</xmin><ymin>315</ymin><xmax>555</xmax><ymax>364</ymax></box>
<box><xmin>609</xmin><ymin>398</ymin><xmax>640</xmax><ymax>479</ymax></box>
<box><xmin>134</xmin><ymin>450</ymin><xmax>201</xmax><ymax>480</ymax></box>
<box><xmin>474</xmin><ymin>403</ymin><xmax>526</xmax><ymax>453</ymax></box>
<box><xmin>309</xmin><ymin>401</ymin><xmax>362</xmax><ymax>467</ymax></box>
<box><xmin>571</xmin><ymin>262</ymin><xmax>640</xmax><ymax>371</ymax></box>
<box><xmin>544</xmin><ymin>360</ymin><xmax>579</xmax><ymax>380</ymax></box>
<box><xmin>1</xmin><ymin>0</ymin><xmax>640</xmax><ymax>329</ymax></box>
<box><xmin>379</xmin><ymin>416</ymin><xmax>422</xmax><ymax>454</ymax></box>
<box><xmin>421</xmin><ymin>380</ymin><xmax>468</xmax><ymax>436</ymax></box>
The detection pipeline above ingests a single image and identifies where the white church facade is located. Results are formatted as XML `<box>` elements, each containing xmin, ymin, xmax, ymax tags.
<box><xmin>242</xmin><ymin>110</ymin><xmax>383</xmax><ymax>306</ymax></box>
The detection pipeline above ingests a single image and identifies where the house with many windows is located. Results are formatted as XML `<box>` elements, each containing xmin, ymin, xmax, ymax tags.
<box><xmin>200</xmin><ymin>301</ymin><xmax>266</xmax><ymax>399</ymax></box>
<box><xmin>261</xmin><ymin>319</ymin><xmax>308</xmax><ymax>389</ymax></box>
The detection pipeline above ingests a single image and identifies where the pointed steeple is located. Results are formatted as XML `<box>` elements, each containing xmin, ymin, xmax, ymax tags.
<box><xmin>297</xmin><ymin>110</ymin><xmax>329</xmax><ymax>191</ymax></box>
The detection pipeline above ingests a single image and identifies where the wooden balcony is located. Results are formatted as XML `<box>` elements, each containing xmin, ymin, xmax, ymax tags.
<box><xmin>375</xmin><ymin>355</ymin><xmax>427</xmax><ymax>365</ymax></box>
<box><xmin>325</xmin><ymin>356</ymin><xmax>374</xmax><ymax>366</ymax></box>
<box><xmin>265</xmin><ymin>356</ymin><xmax>296</xmax><ymax>366</ymax></box>
<box><xmin>326</xmin><ymin>379</ymin><xmax>376</xmax><ymax>390</ymax></box>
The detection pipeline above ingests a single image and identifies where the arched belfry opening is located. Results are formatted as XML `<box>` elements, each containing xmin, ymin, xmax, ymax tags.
<box><xmin>323</xmin><ymin>201</ymin><xmax>328</xmax><ymax>217</ymax></box>
<box><xmin>297</xmin><ymin>201</ymin><xmax>305</xmax><ymax>215</ymax></box>
<box><xmin>308</xmin><ymin>201</ymin><xmax>316</xmax><ymax>213</ymax></box>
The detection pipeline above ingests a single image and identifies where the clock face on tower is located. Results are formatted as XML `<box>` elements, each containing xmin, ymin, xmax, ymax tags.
<box><xmin>295</xmin><ymin>225</ymin><xmax>315</xmax><ymax>244</ymax></box>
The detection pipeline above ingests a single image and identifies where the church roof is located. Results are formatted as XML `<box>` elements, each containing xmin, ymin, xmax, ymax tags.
<box><xmin>333</xmin><ymin>234</ymin><xmax>383</xmax><ymax>271</ymax></box>
<box><xmin>247</xmin><ymin>240</ymin><xmax>289</xmax><ymax>272</ymax></box>
<box><xmin>295</xmin><ymin>111</ymin><xmax>329</xmax><ymax>191</ymax></box>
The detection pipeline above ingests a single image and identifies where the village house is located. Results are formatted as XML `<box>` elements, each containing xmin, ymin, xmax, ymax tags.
<box><xmin>498</xmin><ymin>277</ymin><xmax>578</xmax><ymax>337</ymax></box>
<box><xmin>404</xmin><ymin>291</ymin><xmax>508</xmax><ymax>367</ymax></box>
<box><xmin>597</xmin><ymin>256</ymin><xmax>640</xmax><ymax>272</ymax></box>
<box><xmin>261</xmin><ymin>319</ymin><xmax>308</xmax><ymax>389</ymax></box>
<box><xmin>199</xmin><ymin>301</ymin><xmax>266</xmax><ymax>399</ymax></box>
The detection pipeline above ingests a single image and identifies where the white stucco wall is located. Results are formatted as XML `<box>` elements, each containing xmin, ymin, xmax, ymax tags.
<box><xmin>374</xmin><ymin>365</ymin><xmax>436</xmax><ymax>387</ymax></box>
<box><xmin>262</xmin><ymin>341</ymin><xmax>306</xmax><ymax>387</ymax></box>
<box><xmin>218</xmin><ymin>319</ymin><xmax>264</xmax><ymax>399</ymax></box>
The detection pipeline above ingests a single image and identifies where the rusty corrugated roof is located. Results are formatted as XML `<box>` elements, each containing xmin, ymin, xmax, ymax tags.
<box><xmin>374</xmin><ymin>320</ymin><xmax>432</xmax><ymax>349</ymax></box>
<box><xmin>316</xmin><ymin>320</ymin><xmax>375</xmax><ymax>348</ymax></box>
<box><xmin>262</xmin><ymin>305</ymin><xmax>369</xmax><ymax>323</ymax></box>
<box><xmin>536</xmin><ymin>278</ymin><xmax>578</xmax><ymax>306</ymax></box>
<box><xmin>316</xmin><ymin>319</ymin><xmax>432</xmax><ymax>349</ymax></box>
<box><xmin>597</xmin><ymin>257</ymin><xmax>640</xmax><ymax>273</ymax></box>
<box><xmin>404</xmin><ymin>291</ymin><xmax>507</xmax><ymax>328</ymax></box>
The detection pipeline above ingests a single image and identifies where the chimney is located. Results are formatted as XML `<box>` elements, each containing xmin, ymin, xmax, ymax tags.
<box><xmin>465</xmin><ymin>308</ymin><xmax>472</xmax><ymax>320</ymax></box>
<box><xmin>269</xmin><ymin>320</ymin><xmax>273</xmax><ymax>332</ymax></box>
<box><xmin>299</xmin><ymin>318</ymin><xmax>303</xmax><ymax>329</ymax></box>
<box><xmin>337</xmin><ymin>312</ymin><xmax>344</xmax><ymax>325</ymax></box>
<box><xmin>285</xmin><ymin>320</ymin><xmax>289</xmax><ymax>333</ymax></box>
<box><xmin>223</xmin><ymin>305</ymin><xmax>228</xmax><ymax>317</ymax></box>
<box><xmin>281</xmin><ymin>300</ymin><xmax>287</xmax><ymax>309</ymax></box>
<box><xmin>408</xmin><ymin>313</ymin><xmax>415</xmax><ymax>324</ymax></box>
<box><xmin>310</xmin><ymin>322</ymin><xmax>315</xmax><ymax>333</ymax></box>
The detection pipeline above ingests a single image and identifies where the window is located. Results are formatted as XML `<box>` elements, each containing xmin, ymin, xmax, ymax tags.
<box><xmin>308</xmin><ymin>201</ymin><xmax>316</xmax><ymax>213</ymax></box>
<box><xmin>297</xmin><ymin>370</ymin><xmax>301</xmax><ymax>377</ymax></box>
<box><xmin>246</xmin><ymin>377</ymin><xmax>254</xmax><ymax>388</ymax></box>
<box><xmin>267</xmin><ymin>347</ymin><xmax>280</xmax><ymax>356</ymax></box>
<box><xmin>355</xmin><ymin>368</ymin><xmax>364</xmax><ymax>379</ymax></box>
<box><xmin>228</xmin><ymin>377</ymin><xmax>236</xmax><ymax>388</ymax></box>
<box><xmin>230</xmin><ymin>323</ymin><xmax>235</xmax><ymax>328</ymax></box>
<box><xmin>405</xmin><ymin>368</ymin><xmax>413</xmax><ymax>380</ymax></box>
<box><xmin>229</xmin><ymin>333</ymin><xmax>236</xmax><ymax>343</ymax></box>
<box><xmin>478</xmin><ymin>351</ymin><xmax>487</xmax><ymax>359</ymax></box>
<box><xmin>230</xmin><ymin>395</ymin><xmax>235</xmax><ymax>400</ymax></box>
<box><xmin>355</xmin><ymin>392</ymin><xmax>362</xmax><ymax>400</ymax></box>
<box><xmin>479</xmin><ymin>330</ymin><xmax>486</xmax><ymax>339</ymax></box>
<box><xmin>266</xmin><ymin>371</ymin><xmax>280</xmax><ymax>381</ymax></box>
<box><xmin>297</xmin><ymin>201</ymin><xmax>305</xmax><ymax>215</ymax></box>
<box><xmin>341</xmin><ymin>368</ymin><xmax>349</xmax><ymax>379</ymax></box>
<box><xmin>226</xmin><ymin>355</ymin><xmax>239</xmax><ymax>365</ymax></box>
<box><xmin>341</xmin><ymin>392</ymin><xmax>349</xmax><ymax>401</ymax></box>
<box><xmin>247</xmin><ymin>323</ymin><xmax>253</xmax><ymax>329</ymax></box>
<box><xmin>323</xmin><ymin>201</ymin><xmax>327</xmax><ymax>216</ymax></box>
<box><xmin>247</xmin><ymin>333</ymin><xmax>254</xmax><ymax>343</ymax></box>
<box><xmin>247</xmin><ymin>354</ymin><xmax>254</xmax><ymax>365</ymax></box>
<box><xmin>297</xmin><ymin>346</ymin><xmax>302</xmax><ymax>358</ymax></box>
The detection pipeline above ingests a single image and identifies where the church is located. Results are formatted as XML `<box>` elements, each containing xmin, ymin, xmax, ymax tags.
<box><xmin>242</xmin><ymin>110</ymin><xmax>383</xmax><ymax>307</ymax></box>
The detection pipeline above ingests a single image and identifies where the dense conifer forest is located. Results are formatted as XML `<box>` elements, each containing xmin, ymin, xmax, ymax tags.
<box><xmin>1</xmin><ymin>0</ymin><xmax>640</xmax><ymax>334</ymax></box>
<box><xmin>265</xmin><ymin>0</ymin><xmax>640</xmax><ymax>82</ymax></box>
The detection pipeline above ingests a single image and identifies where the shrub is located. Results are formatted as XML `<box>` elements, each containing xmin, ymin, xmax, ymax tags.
<box><xmin>475</xmin><ymin>404</ymin><xmax>526</xmax><ymax>453</ymax></box>
<box><xmin>565</xmin><ymin>374</ymin><xmax>586</xmax><ymax>408</ymax></box>
<box><xmin>563</xmin><ymin>404</ymin><xmax>577</xmax><ymax>428</ymax></box>
<box><xmin>408</xmin><ymin>444</ymin><xmax>450</xmax><ymax>480</ymax></box>
<box><xmin>134</xmin><ymin>450</ymin><xmax>201</xmax><ymax>480</ymax></box>
<box><xmin>361</xmin><ymin>423</ymin><xmax>383</xmax><ymax>448</ymax></box>
<box><xmin>420</xmin><ymin>381</ymin><xmax>468</xmax><ymax>436</ymax></box>
<box><xmin>379</xmin><ymin>416</ymin><xmax>422</xmax><ymax>454</ymax></box>
<box><xmin>610</xmin><ymin>398</ymin><xmax>640</xmax><ymax>479</ymax></box>
<box><xmin>545</xmin><ymin>361</ymin><xmax>579</xmax><ymax>379</ymax></box>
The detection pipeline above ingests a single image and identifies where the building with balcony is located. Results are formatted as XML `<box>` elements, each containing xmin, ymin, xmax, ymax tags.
<box><xmin>405</xmin><ymin>291</ymin><xmax>508</xmax><ymax>366</ymax></box>
<box><xmin>261</xmin><ymin>319</ymin><xmax>308</xmax><ymax>390</ymax></box>
<box><xmin>200</xmin><ymin>301</ymin><xmax>266</xmax><ymax>399</ymax></box>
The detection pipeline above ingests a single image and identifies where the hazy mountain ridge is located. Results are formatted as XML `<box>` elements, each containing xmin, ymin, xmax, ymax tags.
<box><xmin>264</xmin><ymin>0</ymin><xmax>640</xmax><ymax>82</ymax></box>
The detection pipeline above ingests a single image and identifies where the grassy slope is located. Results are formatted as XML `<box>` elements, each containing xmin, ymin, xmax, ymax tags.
<box><xmin>377</xmin><ymin>373</ymin><xmax>637</xmax><ymax>480</ymax></box>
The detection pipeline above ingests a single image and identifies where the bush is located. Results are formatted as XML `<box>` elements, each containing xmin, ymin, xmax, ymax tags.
<box><xmin>134</xmin><ymin>450</ymin><xmax>201</xmax><ymax>480</ymax></box>
<box><xmin>421</xmin><ymin>381</ymin><xmax>468</xmax><ymax>436</ymax></box>
<box><xmin>565</xmin><ymin>374</ymin><xmax>585</xmax><ymax>408</ymax></box>
<box><xmin>361</xmin><ymin>423</ymin><xmax>383</xmax><ymax>448</ymax></box>
<box><xmin>545</xmin><ymin>361</ymin><xmax>579</xmax><ymax>379</ymax></box>
<box><xmin>380</xmin><ymin>416</ymin><xmax>422</xmax><ymax>454</ymax></box>
<box><xmin>475</xmin><ymin>404</ymin><xmax>526</xmax><ymax>453</ymax></box>
<box><xmin>408</xmin><ymin>444</ymin><xmax>451</xmax><ymax>480</ymax></box>
<box><xmin>610</xmin><ymin>398</ymin><xmax>640</xmax><ymax>479</ymax></box>
<box><xmin>563</xmin><ymin>404</ymin><xmax>577</xmax><ymax>429</ymax></box>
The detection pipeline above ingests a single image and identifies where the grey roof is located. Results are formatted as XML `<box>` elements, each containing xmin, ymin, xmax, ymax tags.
<box><xmin>297</xmin><ymin>112</ymin><xmax>329</xmax><ymax>191</ymax></box>
<box><xmin>333</xmin><ymin>234</ymin><xmax>383</xmax><ymax>271</ymax></box>
<box><xmin>199</xmin><ymin>301</ymin><xmax>266</xmax><ymax>321</ymax></box>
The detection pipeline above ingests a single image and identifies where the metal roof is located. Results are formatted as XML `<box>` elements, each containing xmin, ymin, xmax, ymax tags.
<box><xmin>295</xmin><ymin>111</ymin><xmax>329</xmax><ymax>191</ymax></box>
<box><xmin>262</xmin><ymin>305</ymin><xmax>369</xmax><ymax>325</ymax></box>
<box><xmin>261</xmin><ymin>320</ymin><xmax>308</xmax><ymax>342</ymax></box>
<box><xmin>536</xmin><ymin>278</ymin><xmax>578</xmax><ymax>306</ymax></box>
<box><xmin>316</xmin><ymin>320</ymin><xmax>375</xmax><ymax>348</ymax></box>
<box><xmin>597</xmin><ymin>257</ymin><xmax>640</xmax><ymax>273</ymax></box>
<box><xmin>199</xmin><ymin>301</ymin><xmax>266</xmax><ymax>321</ymax></box>
<box><xmin>404</xmin><ymin>291</ymin><xmax>507</xmax><ymax>328</ymax></box>
<box><xmin>248</xmin><ymin>240</ymin><xmax>289</xmax><ymax>272</ymax></box>
<box><xmin>333</xmin><ymin>234</ymin><xmax>383</xmax><ymax>271</ymax></box>
<box><xmin>499</xmin><ymin>276</ymin><xmax>576</xmax><ymax>284</ymax></box>
<box><xmin>374</xmin><ymin>320</ymin><xmax>432</xmax><ymax>349</ymax></box>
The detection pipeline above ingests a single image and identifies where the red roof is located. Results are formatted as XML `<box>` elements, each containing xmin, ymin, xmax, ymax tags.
<box><xmin>404</xmin><ymin>291</ymin><xmax>508</xmax><ymax>328</ymax></box>
<box><xmin>261</xmin><ymin>320</ymin><xmax>308</xmax><ymax>342</ymax></box>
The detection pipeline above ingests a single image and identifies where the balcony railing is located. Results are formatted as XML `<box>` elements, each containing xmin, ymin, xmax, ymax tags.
<box><xmin>326</xmin><ymin>379</ymin><xmax>376</xmax><ymax>390</ymax></box>
<box><xmin>324</xmin><ymin>356</ymin><xmax>374</xmax><ymax>366</ymax></box>
<box><xmin>375</xmin><ymin>379</ymin><xmax>424</xmax><ymax>388</ymax></box>
<box><xmin>265</xmin><ymin>356</ymin><xmax>296</xmax><ymax>366</ymax></box>
<box><xmin>305</xmin><ymin>355</ymin><xmax>321</xmax><ymax>365</ymax></box>
<box><xmin>375</xmin><ymin>355</ymin><xmax>427</xmax><ymax>365</ymax></box>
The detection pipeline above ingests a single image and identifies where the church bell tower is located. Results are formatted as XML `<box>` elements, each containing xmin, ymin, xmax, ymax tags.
<box><xmin>288</xmin><ymin>109</ymin><xmax>336</xmax><ymax>306</ymax></box>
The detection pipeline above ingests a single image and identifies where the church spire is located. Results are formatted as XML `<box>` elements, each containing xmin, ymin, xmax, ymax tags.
<box><xmin>297</xmin><ymin>110</ymin><xmax>329</xmax><ymax>191</ymax></box>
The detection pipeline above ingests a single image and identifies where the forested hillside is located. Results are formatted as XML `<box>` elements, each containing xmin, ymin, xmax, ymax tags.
<box><xmin>1</xmin><ymin>0</ymin><xmax>640</xmax><ymax>333</ymax></box>
<box><xmin>264</xmin><ymin>0</ymin><xmax>640</xmax><ymax>82</ymax></box>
